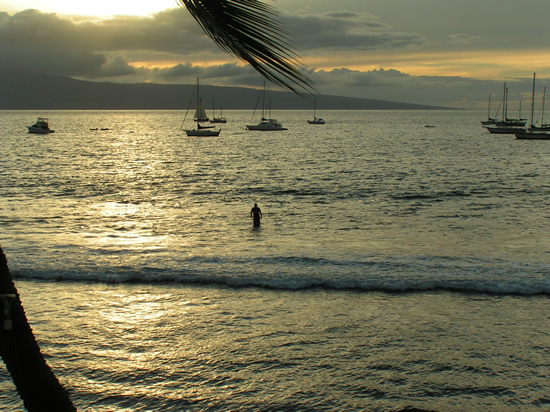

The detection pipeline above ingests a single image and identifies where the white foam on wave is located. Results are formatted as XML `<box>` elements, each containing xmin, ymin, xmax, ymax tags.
<box><xmin>12</xmin><ymin>263</ymin><xmax>550</xmax><ymax>295</ymax></box>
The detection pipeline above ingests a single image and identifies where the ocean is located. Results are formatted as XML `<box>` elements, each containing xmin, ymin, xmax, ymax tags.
<box><xmin>0</xmin><ymin>109</ymin><xmax>548</xmax><ymax>410</ymax></box>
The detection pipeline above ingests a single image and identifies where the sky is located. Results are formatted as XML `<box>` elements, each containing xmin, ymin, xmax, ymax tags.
<box><xmin>1</xmin><ymin>0</ymin><xmax>550</xmax><ymax>109</ymax></box>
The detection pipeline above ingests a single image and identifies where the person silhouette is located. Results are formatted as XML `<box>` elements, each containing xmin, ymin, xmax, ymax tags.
<box><xmin>250</xmin><ymin>203</ymin><xmax>262</xmax><ymax>227</ymax></box>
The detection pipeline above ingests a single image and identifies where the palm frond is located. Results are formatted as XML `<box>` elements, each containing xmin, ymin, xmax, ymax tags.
<box><xmin>179</xmin><ymin>0</ymin><xmax>313</xmax><ymax>94</ymax></box>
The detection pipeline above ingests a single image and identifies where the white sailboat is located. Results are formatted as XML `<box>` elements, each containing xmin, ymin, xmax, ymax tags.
<box><xmin>246</xmin><ymin>82</ymin><xmax>287</xmax><ymax>131</ymax></box>
<box><xmin>184</xmin><ymin>78</ymin><xmax>220</xmax><ymax>136</ymax></box>
<box><xmin>308</xmin><ymin>95</ymin><xmax>325</xmax><ymax>124</ymax></box>
<box><xmin>193</xmin><ymin>81</ymin><xmax>209</xmax><ymax>123</ymax></box>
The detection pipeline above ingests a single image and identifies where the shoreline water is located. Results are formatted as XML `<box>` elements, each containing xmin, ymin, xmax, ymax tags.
<box><xmin>3</xmin><ymin>278</ymin><xmax>547</xmax><ymax>411</ymax></box>
<box><xmin>1</xmin><ymin>109</ymin><xmax>549</xmax><ymax>409</ymax></box>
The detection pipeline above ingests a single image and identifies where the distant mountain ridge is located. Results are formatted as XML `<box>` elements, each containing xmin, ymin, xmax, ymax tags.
<box><xmin>0</xmin><ymin>70</ymin><xmax>453</xmax><ymax>110</ymax></box>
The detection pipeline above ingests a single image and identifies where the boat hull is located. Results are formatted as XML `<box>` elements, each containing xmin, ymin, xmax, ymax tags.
<box><xmin>27</xmin><ymin>127</ymin><xmax>55</xmax><ymax>134</ymax></box>
<box><xmin>186</xmin><ymin>129</ymin><xmax>220</xmax><ymax>136</ymax></box>
<box><xmin>246</xmin><ymin>120</ymin><xmax>287</xmax><ymax>131</ymax></box>
<box><xmin>486</xmin><ymin>126</ymin><xmax>525</xmax><ymax>134</ymax></box>
<box><xmin>514</xmin><ymin>131</ymin><xmax>550</xmax><ymax>140</ymax></box>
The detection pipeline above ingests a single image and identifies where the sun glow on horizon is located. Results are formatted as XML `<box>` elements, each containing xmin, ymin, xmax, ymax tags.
<box><xmin>128</xmin><ymin>59</ymin><xmax>240</xmax><ymax>70</ymax></box>
<box><xmin>1</xmin><ymin>0</ymin><xmax>180</xmax><ymax>17</ymax></box>
<box><xmin>303</xmin><ymin>49</ymin><xmax>550</xmax><ymax>80</ymax></box>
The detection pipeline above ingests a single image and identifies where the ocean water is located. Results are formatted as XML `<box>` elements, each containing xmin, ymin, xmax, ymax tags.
<box><xmin>0</xmin><ymin>109</ymin><xmax>549</xmax><ymax>410</ymax></box>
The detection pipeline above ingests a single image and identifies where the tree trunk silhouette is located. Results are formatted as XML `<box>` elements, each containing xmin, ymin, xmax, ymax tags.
<box><xmin>0</xmin><ymin>247</ymin><xmax>76</xmax><ymax>411</ymax></box>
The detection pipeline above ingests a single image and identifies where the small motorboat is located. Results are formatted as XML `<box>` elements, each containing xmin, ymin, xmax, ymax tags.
<box><xmin>28</xmin><ymin>118</ymin><xmax>55</xmax><ymax>134</ymax></box>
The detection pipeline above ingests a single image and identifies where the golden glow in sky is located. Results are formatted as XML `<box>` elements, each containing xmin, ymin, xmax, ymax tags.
<box><xmin>304</xmin><ymin>50</ymin><xmax>550</xmax><ymax>80</ymax></box>
<box><xmin>0</xmin><ymin>0</ymin><xmax>179</xmax><ymax>16</ymax></box>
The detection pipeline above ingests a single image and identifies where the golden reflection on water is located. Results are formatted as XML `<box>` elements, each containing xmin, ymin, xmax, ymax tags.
<box><xmin>12</xmin><ymin>279</ymin><xmax>550</xmax><ymax>411</ymax></box>
<box><xmin>100</xmin><ymin>294</ymin><xmax>165</xmax><ymax>324</ymax></box>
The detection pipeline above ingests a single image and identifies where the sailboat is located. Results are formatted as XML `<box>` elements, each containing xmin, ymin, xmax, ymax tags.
<box><xmin>246</xmin><ymin>82</ymin><xmax>287</xmax><ymax>131</ymax></box>
<box><xmin>494</xmin><ymin>85</ymin><xmax>526</xmax><ymax>127</ymax></box>
<box><xmin>515</xmin><ymin>73</ymin><xmax>550</xmax><ymax>140</ymax></box>
<box><xmin>184</xmin><ymin>78</ymin><xmax>220</xmax><ymax>136</ymax></box>
<box><xmin>486</xmin><ymin>83</ymin><xmax>526</xmax><ymax>134</ymax></box>
<box><xmin>480</xmin><ymin>93</ymin><xmax>497</xmax><ymax>125</ymax></box>
<box><xmin>210</xmin><ymin>99</ymin><xmax>227</xmax><ymax>124</ymax></box>
<box><xmin>529</xmin><ymin>85</ymin><xmax>550</xmax><ymax>131</ymax></box>
<box><xmin>308</xmin><ymin>95</ymin><xmax>325</xmax><ymax>124</ymax></box>
<box><xmin>193</xmin><ymin>83</ymin><xmax>209</xmax><ymax>122</ymax></box>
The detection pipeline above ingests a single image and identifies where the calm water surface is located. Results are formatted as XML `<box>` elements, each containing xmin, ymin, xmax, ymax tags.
<box><xmin>0</xmin><ymin>110</ymin><xmax>548</xmax><ymax>410</ymax></box>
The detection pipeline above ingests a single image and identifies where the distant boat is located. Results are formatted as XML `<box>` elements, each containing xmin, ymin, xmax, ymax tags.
<box><xmin>193</xmin><ymin>87</ymin><xmax>209</xmax><ymax>122</ymax></box>
<box><xmin>529</xmin><ymin>87</ymin><xmax>550</xmax><ymax>131</ymax></box>
<box><xmin>494</xmin><ymin>84</ymin><xmax>526</xmax><ymax>127</ymax></box>
<box><xmin>486</xmin><ymin>126</ymin><xmax>525</xmax><ymax>134</ymax></box>
<box><xmin>480</xmin><ymin>93</ymin><xmax>498</xmax><ymax>125</ymax></box>
<box><xmin>27</xmin><ymin>117</ymin><xmax>55</xmax><ymax>134</ymax></box>
<box><xmin>514</xmin><ymin>130</ymin><xmax>550</xmax><ymax>140</ymax></box>
<box><xmin>485</xmin><ymin>83</ymin><xmax>526</xmax><ymax>134</ymax></box>
<box><xmin>528</xmin><ymin>74</ymin><xmax>550</xmax><ymax>131</ymax></box>
<box><xmin>210</xmin><ymin>99</ymin><xmax>227</xmax><ymax>124</ymax></box>
<box><xmin>246</xmin><ymin>82</ymin><xmax>287</xmax><ymax>131</ymax></box>
<box><xmin>514</xmin><ymin>72</ymin><xmax>550</xmax><ymax>140</ymax></box>
<box><xmin>184</xmin><ymin>78</ymin><xmax>220</xmax><ymax>136</ymax></box>
<box><xmin>308</xmin><ymin>95</ymin><xmax>325</xmax><ymax>124</ymax></box>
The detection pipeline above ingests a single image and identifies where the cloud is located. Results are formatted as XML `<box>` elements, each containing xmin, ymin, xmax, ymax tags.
<box><xmin>283</xmin><ymin>11</ymin><xmax>425</xmax><ymax>51</ymax></box>
<box><xmin>89</xmin><ymin>55</ymin><xmax>137</xmax><ymax>78</ymax></box>
<box><xmin>0</xmin><ymin>7</ymin><xmax>547</xmax><ymax>108</ymax></box>
<box><xmin>0</xmin><ymin>10</ymin><xmax>106</xmax><ymax>76</ymax></box>
<box><xmin>308</xmin><ymin>67</ymin><xmax>524</xmax><ymax>108</ymax></box>
<box><xmin>449</xmin><ymin>33</ymin><xmax>483</xmax><ymax>45</ymax></box>
<box><xmin>0</xmin><ymin>8</ymin><xmax>427</xmax><ymax>80</ymax></box>
<box><xmin>0</xmin><ymin>8</ymin><xmax>219</xmax><ymax>79</ymax></box>
<box><xmin>79</xmin><ymin>9</ymin><xmax>216</xmax><ymax>55</ymax></box>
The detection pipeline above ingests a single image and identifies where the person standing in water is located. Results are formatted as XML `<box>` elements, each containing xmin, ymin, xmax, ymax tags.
<box><xmin>251</xmin><ymin>203</ymin><xmax>262</xmax><ymax>227</ymax></box>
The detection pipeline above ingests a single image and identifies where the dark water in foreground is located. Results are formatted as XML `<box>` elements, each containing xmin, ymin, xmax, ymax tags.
<box><xmin>0</xmin><ymin>110</ymin><xmax>549</xmax><ymax>410</ymax></box>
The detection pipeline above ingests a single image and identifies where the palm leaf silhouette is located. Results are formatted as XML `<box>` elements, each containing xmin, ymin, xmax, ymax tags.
<box><xmin>179</xmin><ymin>0</ymin><xmax>313</xmax><ymax>94</ymax></box>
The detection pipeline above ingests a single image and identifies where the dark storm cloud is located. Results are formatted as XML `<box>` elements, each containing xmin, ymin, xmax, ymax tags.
<box><xmin>0</xmin><ymin>10</ymin><xmax>106</xmax><ymax>76</ymax></box>
<box><xmin>0</xmin><ymin>8</ymin><xmax>426</xmax><ymax>81</ymax></box>
<box><xmin>284</xmin><ymin>11</ymin><xmax>425</xmax><ymax>50</ymax></box>
<box><xmin>1</xmin><ymin>6</ymin><xmax>545</xmax><ymax>108</ymax></box>
<box><xmin>0</xmin><ymin>9</ymin><xmax>220</xmax><ymax>78</ymax></box>
<box><xmin>78</xmin><ymin>9</ymin><xmax>215</xmax><ymax>55</ymax></box>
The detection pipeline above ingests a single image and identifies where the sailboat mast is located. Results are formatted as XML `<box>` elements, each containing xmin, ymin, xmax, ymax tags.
<box><xmin>262</xmin><ymin>81</ymin><xmax>266</xmax><ymax>119</ymax></box>
<box><xmin>541</xmin><ymin>87</ymin><xmax>547</xmax><ymax>127</ymax></box>
<box><xmin>196</xmin><ymin>78</ymin><xmax>200</xmax><ymax>124</ymax></box>
<box><xmin>530</xmin><ymin>72</ymin><xmax>536</xmax><ymax>128</ymax></box>
<box><xmin>502</xmin><ymin>83</ymin><xmax>506</xmax><ymax>121</ymax></box>
<box><xmin>504</xmin><ymin>84</ymin><xmax>508</xmax><ymax>121</ymax></box>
